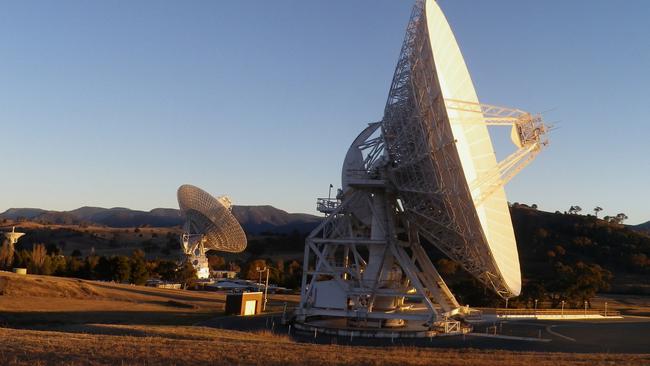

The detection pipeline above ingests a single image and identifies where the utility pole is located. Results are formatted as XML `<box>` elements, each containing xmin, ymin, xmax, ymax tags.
<box><xmin>561</xmin><ymin>300</ymin><xmax>565</xmax><ymax>318</ymax></box>
<box><xmin>257</xmin><ymin>266</ymin><xmax>267</xmax><ymax>292</ymax></box>
<box><xmin>263</xmin><ymin>267</ymin><xmax>270</xmax><ymax>311</ymax></box>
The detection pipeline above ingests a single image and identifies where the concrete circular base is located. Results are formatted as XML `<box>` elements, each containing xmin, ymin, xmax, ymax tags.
<box><xmin>293</xmin><ymin>318</ymin><xmax>471</xmax><ymax>339</ymax></box>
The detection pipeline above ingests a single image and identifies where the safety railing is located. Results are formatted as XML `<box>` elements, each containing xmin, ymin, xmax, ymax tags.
<box><xmin>495</xmin><ymin>308</ymin><xmax>621</xmax><ymax>317</ymax></box>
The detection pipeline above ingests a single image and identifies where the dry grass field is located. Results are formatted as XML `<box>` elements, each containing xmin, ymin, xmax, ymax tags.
<box><xmin>0</xmin><ymin>271</ymin><xmax>226</xmax><ymax>325</ymax></box>
<box><xmin>1</xmin><ymin>272</ymin><xmax>648</xmax><ymax>365</ymax></box>
<box><xmin>2</xmin><ymin>325</ymin><xmax>649</xmax><ymax>366</ymax></box>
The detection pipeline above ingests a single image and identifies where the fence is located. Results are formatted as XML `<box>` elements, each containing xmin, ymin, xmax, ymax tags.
<box><xmin>495</xmin><ymin>308</ymin><xmax>620</xmax><ymax>317</ymax></box>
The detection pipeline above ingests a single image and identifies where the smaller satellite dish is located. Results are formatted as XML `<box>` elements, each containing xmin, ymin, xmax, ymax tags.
<box><xmin>177</xmin><ymin>184</ymin><xmax>247</xmax><ymax>279</ymax></box>
<box><xmin>3</xmin><ymin>227</ymin><xmax>25</xmax><ymax>246</ymax></box>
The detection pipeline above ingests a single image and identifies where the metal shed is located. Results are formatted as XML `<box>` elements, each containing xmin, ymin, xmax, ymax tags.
<box><xmin>225</xmin><ymin>292</ymin><xmax>263</xmax><ymax>316</ymax></box>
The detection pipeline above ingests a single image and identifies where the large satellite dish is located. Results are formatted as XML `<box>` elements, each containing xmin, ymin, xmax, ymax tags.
<box><xmin>295</xmin><ymin>0</ymin><xmax>548</xmax><ymax>336</ymax></box>
<box><xmin>177</xmin><ymin>184</ymin><xmax>247</xmax><ymax>279</ymax></box>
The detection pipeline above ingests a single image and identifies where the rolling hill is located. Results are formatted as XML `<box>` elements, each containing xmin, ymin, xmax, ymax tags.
<box><xmin>0</xmin><ymin>205</ymin><xmax>321</xmax><ymax>234</ymax></box>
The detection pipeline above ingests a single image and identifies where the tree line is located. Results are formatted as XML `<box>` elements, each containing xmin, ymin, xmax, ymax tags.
<box><xmin>0</xmin><ymin>240</ymin><xmax>304</xmax><ymax>291</ymax></box>
<box><xmin>0</xmin><ymin>242</ymin><xmax>198</xmax><ymax>287</ymax></box>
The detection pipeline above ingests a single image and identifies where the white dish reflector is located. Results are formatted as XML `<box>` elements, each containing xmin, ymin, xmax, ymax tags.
<box><xmin>424</xmin><ymin>0</ymin><xmax>520</xmax><ymax>295</ymax></box>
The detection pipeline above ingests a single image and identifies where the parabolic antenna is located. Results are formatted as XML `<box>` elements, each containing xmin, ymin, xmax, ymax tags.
<box><xmin>1</xmin><ymin>227</ymin><xmax>25</xmax><ymax>269</ymax></box>
<box><xmin>0</xmin><ymin>226</ymin><xmax>25</xmax><ymax>253</ymax></box>
<box><xmin>296</xmin><ymin>0</ymin><xmax>548</xmax><ymax>336</ymax></box>
<box><xmin>3</xmin><ymin>227</ymin><xmax>25</xmax><ymax>246</ymax></box>
<box><xmin>177</xmin><ymin>184</ymin><xmax>247</xmax><ymax>279</ymax></box>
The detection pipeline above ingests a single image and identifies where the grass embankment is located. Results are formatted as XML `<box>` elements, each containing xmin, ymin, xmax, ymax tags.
<box><xmin>0</xmin><ymin>271</ymin><xmax>226</xmax><ymax>325</ymax></box>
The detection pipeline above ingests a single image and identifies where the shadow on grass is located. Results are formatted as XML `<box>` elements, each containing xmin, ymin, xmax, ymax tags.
<box><xmin>5</xmin><ymin>323</ymin><xmax>217</xmax><ymax>341</ymax></box>
<box><xmin>0</xmin><ymin>309</ymin><xmax>221</xmax><ymax>328</ymax></box>
<box><xmin>91</xmin><ymin>282</ymin><xmax>226</xmax><ymax>304</ymax></box>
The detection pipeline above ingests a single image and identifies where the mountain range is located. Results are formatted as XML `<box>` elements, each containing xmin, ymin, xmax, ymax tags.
<box><xmin>0</xmin><ymin>206</ymin><xmax>322</xmax><ymax>235</ymax></box>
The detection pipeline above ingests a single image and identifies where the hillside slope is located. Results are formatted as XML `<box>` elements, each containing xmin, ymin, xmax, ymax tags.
<box><xmin>633</xmin><ymin>221</ymin><xmax>650</xmax><ymax>235</ymax></box>
<box><xmin>508</xmin><ymin>206</ymin><xmax>650</xmax><ymax>296</ymax></box>
<box><xmin>0</xmin><ymin>205</ymin><xmax>321</xmax><ymax>234</ymax></box>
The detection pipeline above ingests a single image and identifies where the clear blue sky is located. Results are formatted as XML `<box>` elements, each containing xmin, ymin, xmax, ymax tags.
<box><xmin>1</xmin><ymin>1</ymin><xmax>648</xmax><ymax>224</ymax></box>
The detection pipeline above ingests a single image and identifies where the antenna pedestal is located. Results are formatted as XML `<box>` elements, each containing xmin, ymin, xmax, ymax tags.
<box><xmin>295</xmin><ymin>187</ymin><xmax>470</xmax><ymax>337</ymax></box>
<box><xmin>181</xmin><ymin>233</ymin><xmax>210</xmax><ymax>279</ymax></box>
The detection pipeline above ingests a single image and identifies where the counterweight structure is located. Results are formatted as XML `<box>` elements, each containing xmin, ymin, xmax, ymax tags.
<box><xmin>295</xmin><ymin>0</ymin><xmax>548</xmax><ymax>336</ymax></box>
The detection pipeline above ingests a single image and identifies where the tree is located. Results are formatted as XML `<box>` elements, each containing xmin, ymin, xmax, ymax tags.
<box><xmin>111</xmin><ymin>256</ymin><xmax>131</xmax><ymax>283</ymax></box>
<box><xmin>593</xmin><ymin>206</ymin><xmax>603</xmax><ymax>218</ymax></box>
<box><xmin>66</xmin><ymin>256</ymin><xmax>84</xmax><ymax>277</ymax></box>
<box><xmin>155</xmin><ymin>260</ymin><xmax>178</xmax><ymax>281</ymax></box>
<box><xmin>0</xmin><ymin>240</ymin><xmax>14</xmax><ymax>270</ymax></box>
<box><xmin>207</xmin><ymin>255</ymin><xmax>225</xmax><ymax>270</ymax></box>
<box><xmin>45</xmin><ymin>243</ymin><xmax>61</xmax><ymax>256</ymax></box>
<box><xmin>175</xmin><ymin>260</ymin><xmax>197</xmax><ymax>289</ymax></box>
<box><xmin>275</xmin><ymin>259</ymin><xmax>285</xmax><ymax>275</ymax></box>
<box><xmin>546</xmin><ymin>261</ymin><xmax>611</xmax><ymax>307</ymax></box>
<box><xmin>243</xmin><ymin>259</ymin><xmax>268</xmax><ymax>281</ymax></box>
<box><xmin>50</xmin><ymin>255</ymin><xmax>68</xmax><ymax>276</ymax></box>
<box><xmin>95</xmin><ymin>256</ymin><xmax>113</xmax><ymax>280</ymax></box>
<box><xmin>603</xmin><ymin>214</ymin><xmax>627</xmax><ymax>224</ymax></box>
<box><xmin>572</xmin><ymin>262</ymin><xmax>611</xmax><ymax>306</ymax></box>
<box><xmin>130</xmin><ymin>250</ymin><xmax>149</xmax><ymax>285</ymax></box>
<box><xmin>84</xmin><ymin>254</ymin><xmax>100</xmax><ymax>279</ymax></box>
<box><xmin>30</xmin><ymin>243</ymin><xmax>48</xmax><ymax>274</ymax></box>
<box><xmin>628</xmin><ymin>253</ymin><xmax>649</xmax><ymax>273</ymax></box>
<box><xmin>568</xmin><ymin>206</ymin><xmax>582</xmax><ymax>215</ymax></box>
<box><xmin>288</xmin><ymin>260</ymin><xmax>301</xmax><ymax>276</ymax></box>
<box><xmin>13</xmin><ymin>249</ymin><xmax>31</xmax><ymax>269</ymax></box>
<box><xmin>283</xmin><ymin>260</ymin><xmax>302</xmax><ymax>289</ymax></box>
<box><xmin>572</xmin><ymin>236</ymin><xmax>592</xmax><ymax>247</ymax></box>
